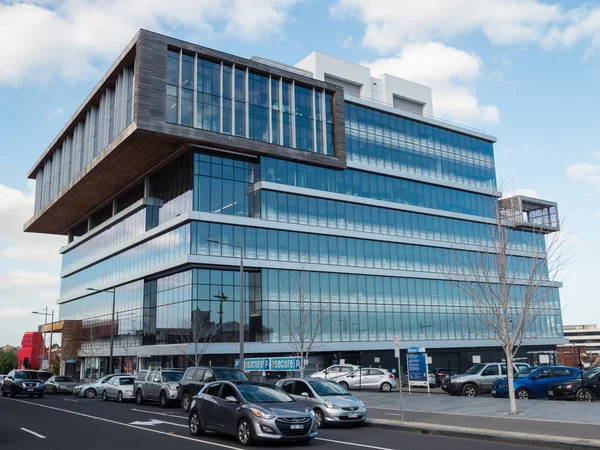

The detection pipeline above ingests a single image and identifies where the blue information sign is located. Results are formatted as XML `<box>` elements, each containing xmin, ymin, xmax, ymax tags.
<box><xmin>407</xmin><ymin>353</ymin><xmax>427</xmax><ymax>383</ymax></box>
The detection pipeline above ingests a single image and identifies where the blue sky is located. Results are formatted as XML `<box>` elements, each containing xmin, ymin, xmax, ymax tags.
<box><xmin>0</xmin><ymin>0</ymin><xmax>599</xmax><ymax>345</ymax></box>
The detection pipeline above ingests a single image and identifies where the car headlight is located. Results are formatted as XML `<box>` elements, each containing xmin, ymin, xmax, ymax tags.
<box><xmin>501</xmin><ymin>384</ymin><xmax>507</xmax><ymax>389</ymax></box>
<box><xmin>59</xmin><ymin>385</ymin><xmax>66</xmax><ymax>389</ymax></box>
<box><xmin>191</xmin><ymin>399</ymin><xmax>197</xmax><ymax>409</ymax></box>
<box><xmin>309</xmin><ymin>409</ymin><xmax>315</xmax><ymax>417</ymax></box>
<box><xmin>251</xmin><ymin>408</ymin><xmax>274</xmax><ymax>420</ymax></box>
<box><xmin>14</xmin><ymin>380</ymin><xmax>23</xmax><ymax>386</ymax></box>
<box><xmin>452</xmin><ymin>378</ymin><xmax>461</xmax><ymax>383</ymax></box>
<box><xmin>324</xmin><ymin>400</ymin><xmax>340</xmax><ymax>409</ymax></box>
<box><xmin>565</xmin><ymin>384</ymin><xmax>573</xmax><ymax>390</ymax></box>
<box><xmin>169</xmin><ymin>385</ymin><xmax>178</xmax><ymax>391</ymax></box>
<box><xmin>359</xmin><ymin>401</ymin><xmax>365</xmax><ymax>408</ymax></box>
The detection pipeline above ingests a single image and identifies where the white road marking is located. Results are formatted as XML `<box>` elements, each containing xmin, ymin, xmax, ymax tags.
<box><xmin>131</xmin><ymin>408</ymin><xmax>187</xmax><ymax>419</ymax></box>
<box><xmin>130</xmin><ymin>418</ymin><xmax>187</xmax><ymax>428</ymax></box>
<box><xmin>316</xmin><ymin>437</ymin><xmax>394</xmax><ymax>450</ymax></box>
<box><xmin>64</xmin><ymin>399</ymin><xmax>79</xmax><ymax>402</ymax></box>
<box><xmin>5</xmin><ymin>398</ymin><xmax>242</xmax><ymax>450</ymax></box>
<box><xmin>20</xmin><ymin>428</ymin><xmax>46</xmax><ymax>439</ymax></box>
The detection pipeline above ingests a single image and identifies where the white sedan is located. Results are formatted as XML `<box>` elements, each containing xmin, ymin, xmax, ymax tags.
<box><xmin>73</xmin><ymin>374</ymin><xmax>118</xmax><ymax>398</ymax></box>
<box><xmin>102</xmin><ymin>375</ymin><xmax>136</xmax><ymax>402</ymax></box>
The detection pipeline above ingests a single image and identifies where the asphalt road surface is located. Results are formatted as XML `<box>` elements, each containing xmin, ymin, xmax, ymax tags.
<box><xmin>0</xmin><ymin>395</ymin><xmax>538</xmax><ymax>450</ymax></box>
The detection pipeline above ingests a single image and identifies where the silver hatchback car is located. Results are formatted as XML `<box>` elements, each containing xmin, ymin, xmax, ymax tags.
<box><xmin>277</xmin><ymin>378</ymin><xmax>366</xmax><ymax>427</ymax></box>
<box><xmin>332</xmin><ymin>368</ymin><xmax>397</xmax><ymax>392</ymax></box>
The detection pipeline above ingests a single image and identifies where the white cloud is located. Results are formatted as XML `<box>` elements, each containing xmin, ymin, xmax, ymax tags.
<box><xmin>567</xmin><ymin>162</ymin><xmax>600</xmax><ymax>190</ymax></box>
<box><xmin>46</xmin><ymin>108</ymin><xmax>63</xmax><ymax>119</ymax></box>
<box><xmin>365</xmin><ymin>42</ymin><xmax>499</xmax><ymax>124</ymax></box>
<box><xmin>329</xmin><ymin>0</ymin><xmax>600</xmax><ymax>55</ymax></box>
<box><xmin>0</xmin><ymin>0</ymin><xmax>299</xmax><ymax>85</ymax></box>
<box><xmin>592</xmin><ymin>151</ymin><xmax>600</xmax><ymax>159</ymax></box>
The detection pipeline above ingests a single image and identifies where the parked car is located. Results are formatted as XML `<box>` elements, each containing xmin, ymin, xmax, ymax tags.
<box><xmin>309</xmin><ymin>364</ymin><xmax>359</xmax><ymax>380</ymax></box>
<box><xmin>45</xmin><ymin>376</ymin><xmax>78</xmax><ymax>395</ymax></box>
<box><xmin>492</xmin><ymin>366</ymin><xmax>581</xmax><ymax>399</ymax></box>
<box><xmin>102</xmin><ymin>375</ymin><xmax>136</xmax><ymax>402</ymax></box>
<box><xmin>332</xmin><ymin>368</ymin><xmax>396</xmax><ymax>392</ymax></box>
<box><xmin>1</xmin><ymin>370</ymin><xmax>45</xmax><ymax>398</ymax></box>
<box><xmin>276</xmin><ymin>378</ymin><xmax>366</xmax><ymax>427</ymax></box>
<box><xmin>0</xmin><ymin>375</ymin><xmax>6</xmax><ymax>385</ymax></box>
<box><xmin>188</xmin><ymin>380</ymin><xmax>317</xmax><ymax>445</ymax></box>
<box><xmin>547</xmin><ymin>369</ymin><xmax>600</xmax><ymax>402</ymax></box>
<box><xmin>179</xmin><ymin>366</ymin><xmax>248</xmax><ymax>412</ymax></box>
<box><xmin>73</xmin><ymin>374</ymin><xmax>118</xmax><ymax>398</ymax></box>
<box><xmin>134</xmin><ymin>369</ymin><xmax>184</xmax><ymax>408</ymax></box>
<box><xmin>36</xmin><ymin>371</ymin><xmax>54</xmax><ymax>382</ymax></box>
<box><xmin>442</xmin><ymin>362</ymin><xmax>530</xmax><ymax>397</ymax></box>
<box><xmin>433</xmin><ymin>368</ymin><xmax>457</xmax><ymax>386</ymax></box>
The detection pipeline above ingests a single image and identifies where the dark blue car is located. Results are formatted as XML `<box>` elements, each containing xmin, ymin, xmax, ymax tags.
<box><xmin>492</xmin><ymin>366</ymin><xmax>581</xmax><ymax>400</ymax></box>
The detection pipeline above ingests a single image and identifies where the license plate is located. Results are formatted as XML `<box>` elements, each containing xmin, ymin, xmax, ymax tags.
<box><xmin>27</xmin><ymin>389</ymin><xmax>34</xmax><ymax>392</ymax></box>
<box><xmin>548</xmin><ymin>390</ymin><xmax>554</xmax><ymax>396</ymax></box>
<box><xmin>491</xmin><ymin>389</ymin><xmax>496</xmax><ymax>395</ymax></box>
<box><xmin>348</xmin><ymin>412</ymin><xmax>359</xmax><ymax>418</ymax></box>
<box><xmin>290</xmin><ymin>424</ymin><xmax>304</xmax><ymax>430</ymax></box>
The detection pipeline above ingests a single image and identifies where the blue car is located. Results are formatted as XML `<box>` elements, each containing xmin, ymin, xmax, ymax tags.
<box><xmin>492</xmin><ymin>366</ymin><xmax>581</xmax><ymax>400</ymax></box>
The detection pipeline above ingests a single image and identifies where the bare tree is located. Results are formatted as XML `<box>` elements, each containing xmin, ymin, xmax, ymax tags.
<box><xmin>445</xmin><ymin>194</ymin><xmax>570</xmax><ymax>415</ymax></box>
<box><xmin>174</xmin><ymin>308</ymin><xmax>219</xmax><ymax>367</ymax></box>
<box><xmin>279</xmin><ymin>267</ymin><xmax>330</xmax><ymax>377</ymax></box>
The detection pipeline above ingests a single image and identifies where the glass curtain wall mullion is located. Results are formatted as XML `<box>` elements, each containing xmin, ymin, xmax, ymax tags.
<box><xmin>245</xmin><ymin>67</ymin><xmax>250</xmax><ymax>138</ymax></box>
<box><xmin>291</xmin><ymin>80</ymin><xmax>296</xmax><ymax>148</ymax></box>
<box><xmin>312</xmin><ymin>87</ymin><xmax>317</xmax><ymax>154</ymax></box>
<box><xmin>219</xmin><ymin>62</ymin><xmax>224</xmax><ymax>133</ymax></box>
<box><xmin>268</xmin><ymin>75</ymin><xmax>272</xmax><ymax>143</ymax></box>
<box><xmin>231</xmin><ymin>63</ymin><xmax>236</xmax><ymax>135</ymax></box>
<box><xmin>192</xmin><ymin>53</ymin><xmax>198</xmax><ymax>127</ymax></box>
<box><xmin>279</xmin><ymin>78</ymin><xmax>284</xmax><ymax>144</ymax></box>
<box><xmin>321</xmin><ymin>91</ymin><xmax>327</xmax><ymax>155</ymax></box>
<box><xmin>177</xmin><ymin>49</ymin><xmax>182</xmax><ymax>124</ymax></box>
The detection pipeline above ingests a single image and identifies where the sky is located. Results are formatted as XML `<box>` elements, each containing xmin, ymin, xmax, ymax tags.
<box><xmin>0</xmin><ymin>0</ymin><xmax>599</xmax><ymax>346</ymax></box>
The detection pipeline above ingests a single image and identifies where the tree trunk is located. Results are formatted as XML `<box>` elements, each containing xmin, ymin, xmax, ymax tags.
<box><xmin>504</xmin><ymin>348</ymin><xmax>517</xmax><ymax>415</ymax></box>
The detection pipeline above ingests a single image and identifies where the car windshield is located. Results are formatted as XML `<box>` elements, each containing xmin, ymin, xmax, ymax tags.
<box><xmin>237</xmin><ymin>384</ymin><xmax>294</xmax><ymax>403</ymax></box>
<box><xmin>119</xmin><ymin>378</ymin><xmax>135</xmax><ymax>385</ymax></box>
<box><xmin>584</xmin><ymin>370</ymin><xmax>600</xmax><ymax>380</ymax></box>
<box><xmin>161</xmin><ymin>372</ymin><xmax>183</xmax><ymax>382</ymax></box>
<box><xmin>464</xmin><ymin>364</ymin><xmax>486</xmax><ymax>375</ymax></box>
<box><xmin>56</xmin><ymin>377</ymin><xmax>74</xmax><ymax>382</ymax></box>
<box><xmin>308</xmin><ymin>380</ymin><xmax>351</xmax><ymax>396</ymax></box>
<box><xmin>515</xmin><ymin>367</ymin><xmax>534</xmax><ymax>378</ymax></box>
<box><xmin>15</xmin><ymin>371</ymin><xmax>38</xmax><ymax>379</ymax></box>
<box><xmin>212</xmin><ymin>369</ymin><xmax>248</xmax><ymax>381</ymax></box>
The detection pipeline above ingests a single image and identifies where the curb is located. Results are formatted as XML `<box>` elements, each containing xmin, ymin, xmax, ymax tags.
<box><xmin>366</xmin><ymin>418</ymin><xmax>600</xmax><ymax>450</ymax></box>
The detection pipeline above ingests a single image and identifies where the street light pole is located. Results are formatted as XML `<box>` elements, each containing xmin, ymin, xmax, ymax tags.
<box><xmin>86</xmin><ymin>287</ymin><xmax>116</xmax><ymax>374</ymax></box>
<box><xmin>32</xmin><ymin>308</ymin><xmax>53</xmax><ymax>369</ymax></box>
<box><xmin>207</xmin><ymin>237</ymin><xmax>244</xmax><ymax>371</ymax></box>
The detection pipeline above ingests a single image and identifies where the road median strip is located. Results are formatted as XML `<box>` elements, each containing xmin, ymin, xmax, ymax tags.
<box><xmin>366</xmin><ymin>418</ymin><xmax>600</xmax><ymax>450</ymax></box>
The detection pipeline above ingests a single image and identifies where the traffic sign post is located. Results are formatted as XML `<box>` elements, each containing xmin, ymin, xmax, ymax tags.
<box><xmin>394</xmin><ymin>336</ymin><xmax>404</xmax><ymax>423</ymax></box>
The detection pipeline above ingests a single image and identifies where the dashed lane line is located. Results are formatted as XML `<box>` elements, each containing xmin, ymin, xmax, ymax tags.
<box><xmin>131</xmin><ymin>408</ymin><xmax>187</xmax><ymax>419</ymax></box>
<box><xmin>20</xmin><ymin>428</ymin><xmax>46</xmax><ymax>439</ymax></box>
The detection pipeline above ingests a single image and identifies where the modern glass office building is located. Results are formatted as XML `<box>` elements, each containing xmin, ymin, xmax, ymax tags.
<box><xmin>26</xmin><ymin>30</ymin><xmax>563</xmax><ymax>377</ymax></box>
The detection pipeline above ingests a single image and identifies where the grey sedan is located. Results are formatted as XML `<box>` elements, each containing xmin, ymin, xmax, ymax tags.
<box><xmin>277</xmin><ymin>378</ymin><xmax>366</xmax><ymax>427</ymax></box>
<box><xmin>45</xmin><ymin>376</ymin><xmax>79</xmax><ymax>394</ymax></box>
<box><xmin>188</xmin><ymin>381</ymin><xmax>317</xmax><ymax>446</ymax></box>
<box><xmin>73</xmin><ymin>374</ymin><xmax>118</xmax><ymax>398</ymax></box>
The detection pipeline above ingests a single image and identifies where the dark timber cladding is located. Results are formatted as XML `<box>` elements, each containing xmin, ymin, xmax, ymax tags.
<box><xmin>24</xmin><ymin>29</ymin><xmax>346</xmax><ymax>235</ymax></box>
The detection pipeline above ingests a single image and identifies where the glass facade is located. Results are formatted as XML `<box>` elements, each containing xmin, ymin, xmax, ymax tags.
<box><xmin>165</xmin><ymin>49</ymin><xmax>334</xmax><ymax>155</ymax></box>
<box><xmin>257</xmin><ymin>190</ymin><xmax>545</xmax><ymax>252</ymax></box>
<box><xmin>261</xmin><ymin>157</ymin><xmax>496</xmax><ymax>218</ymax></box>
<box><xmin>346</xmin><ymin>104</ymin><xmax>496</xmax><ymax>189</ymax></box>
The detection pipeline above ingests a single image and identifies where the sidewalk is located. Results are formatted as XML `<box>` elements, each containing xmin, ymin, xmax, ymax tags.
<box><xmin>355</xmin><ymin>391</ymin><xmax>600</xmax><ymax>449</ymax></box>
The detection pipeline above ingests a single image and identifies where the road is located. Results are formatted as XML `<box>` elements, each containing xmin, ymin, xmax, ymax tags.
<box><xmin>0</xmin><ymin>395</ymin><xmax>538</xmax><ymax>450</ymax></box>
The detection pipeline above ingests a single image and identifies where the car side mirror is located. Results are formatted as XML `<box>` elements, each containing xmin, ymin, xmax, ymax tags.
<box><xmin>7</xmin><ymin>377</ymin><xmax>13</xmax><ymax>380</ymax></box>
<box><xmin>224</xmin><ymin>396</ymin><xmax>238</xmax><ymax>403</ymax></box>
<box><xmin>529</xmin><ymin>375</ymin><xmax>537</xmax><ymax>380</ymax></box>
<box><xmin>300</xmin><ymin>392</ymin><xmax>310</xmax><ymax>398</ymax></box>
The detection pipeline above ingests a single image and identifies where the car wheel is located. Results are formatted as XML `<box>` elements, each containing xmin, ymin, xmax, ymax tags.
<box><xmin>85</xmin><ymin>388</ymin><xmax>96</xmax><ymax>399</ymax></box>
<box><xmin>237</xmin><ymin>418</ymin><xmax>253</xmax><ymax>446</ymax></box>
<box><xmin>516</xmin><ymin>388</ymin><xmax>530</xmax><ymax>400</ymax></box>
<box><xmin>182</xmin><ymin>393</ymin><xmax>191</xmax><ymax>412</ymax></box>
<box><xmin>53</xmin><ymin>387</ymin><xmax>58</xmax><ymax>395</ymax></box>
<box><xmin>338</xmin><ymin>381</ymin><xmax>349</xmax><ymax>390</ymax></box>
<box><xmin>462</xmin><ymin>384</ymin><xmax>477</xmax><ymax>397</ymax></box>
<box><xmin>159</xmin><ymin>391</ymin><xmax>169</xmax><ymax>408</ymax></box>
<box><xmin>37</xmin><ymin>393</ymin><xmax>44</xmax><ymax>399</ymax></box>
<box><xmin>314</xmin><ymin>409</ymin><xmax>325</xmax><ymax>428</ymax></box>
<box><xmin>1</xmin><ymin>389</ymin><xmax>7</xmax><ymax>397</ymax></box>
<box><xmin>136</xmin><ymin>390</ymin><xmax>144</xmax><ymax>405</ymax></box>
<box><xmin>189</xmin><ymin>410</ymin><xmax>205</xmax><ymax>436</ymax></box>
<box><xmin>102</xmin><ymin>391</ymin><xmax>109</xmax><ymax>401</ymax></box>
<box><xmin>380</xmin><ymin>382</ymin><xmax>392</xmax><ymax>392</ymax></box>
<box><xmin>117</xmin><ymin>391</ymin><xmax>124</xmax><ymax>403</ymax></box>
<box><xmin>9</xmin><ymin>387</ymin><xmax>16</xmax><ymax>398</ymax></box>
<box><xmin>577</xmin><ymin>388</ymin><xmax>593</xmax><ymax>402</ymax></box>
